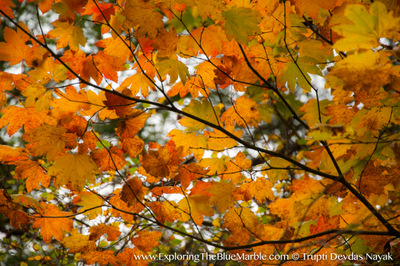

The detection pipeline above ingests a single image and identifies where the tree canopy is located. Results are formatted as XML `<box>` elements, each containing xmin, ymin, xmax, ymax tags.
<box><xmin>1</xmin><ymin>0</ymin><xmax>400</xmax><ymax>265</ymax></box>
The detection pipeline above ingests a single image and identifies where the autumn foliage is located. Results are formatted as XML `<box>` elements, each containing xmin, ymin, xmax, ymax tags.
<box><xmin>1</xmin><ymin>0</ymin><xmax>400</xmax><ymax>264</ymax></box>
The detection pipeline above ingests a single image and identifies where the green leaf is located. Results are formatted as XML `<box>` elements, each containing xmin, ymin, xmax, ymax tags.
<box><xmin>180</xmin><ymin>98</ymin><xmax>220</xmax><ymax>131</ymax></box>
<box><xmin>278</xmin><ymin>57</ymin><xmax>321</xmax><ymax>92</ymax></box>
<box><xmin>222</xmin><ymin>6</ymin><xmax>261</xmax><ymax>44</ymax></box>
<box><xmin>156</xmin><ymin>58</ymin><xmax>190</xmax><ymax>85</ymax></box>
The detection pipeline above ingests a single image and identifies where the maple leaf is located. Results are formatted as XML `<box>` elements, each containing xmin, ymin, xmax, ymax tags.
<box><xmin>14</xmin><ymin>160</ymin><xmax>51</xmax><ymax>192</ymax></box>
<box><xmin>180</xmin><ymin>98</ymin><xmax>221</xmax><ymax>131</ymax></box>
<box><xmin>120</xmin><ymin>177</ymin><xmax>147</xmax><ymax>206</ymax></box>
<box><xmin>122</xmin><ymin>0</ymin><xmax>164</xmax><ymax>39</ymax></box>
<box><xmin>81</xmin><ymin>1</ymin><xmax>115</xmax><ymax>22</ymax></box>
<box><xmin>72</xmin><ymin>192</ymin><xmax>103</xmax><ymax>219</ymax></box>
<box><xmin>147</xmin><ymin>201</ymin><xmax>179</xmax><ymax>224</ymax></box>
<box><xmin>116</xmin><ymin>110</ymin><xmax>150</xmax><ymax>140</ymax></box>
<box><xmin>48</xmin><ymin>21</ymin><xmax>86</xmax><ymax>51</ymax></box>
<box><xmin>33</xmin><ymin>202</ymin><xmax>73</xmax><ymax>243</ymax></box>
<box><xmin>221</xmin><ymin>151</ymin><xmax>251</xmax><ymax>183</ymax></box>
<box><xmin>91</xmin><ymin>146</ymin><xmax>126</xmax><ymax>171</ymax></box>
<box><xmin>222</xmin><ymin>6</ymin><xmax>261</xmax><ymax>44</ymax></box>
<box><xmin>310</xmin><ymin>214</ymin><xmax>340</xmax><ymax>235</ymax></box>
<box><xmin>62</xmin><ymin>228</ymin><xmax>96</xmax><ymax>254</ymax></box>
<box><xmin>207</xmin><ymin>181</ymin><xmax>236</xmax><ymax>213</ymax></box>
<box><xmin>290</xmin><ymin>0</ymin><xmax>343</xmax><ymax>20</ymax></box>
<box><xmin>21</xmin><ymin>83</ymin><xmax>52</xmax><ymax>111</ymax></box>
<box><xmin>131</xmin><ymin>230</ymin><xmax>162</xmax><ymax>252</ymax></box>
<box><xmin>0</xmin><ymin>145</ymin><xmax>29</xmax><ymax>164</ymax></box>
<box><xmin>0</xmin><ymin>0</ymin><xmax>16</xmax><ymax>20</ymax></box>
<box><xmin>168</xmin><ymin>129</ymin><xmax>208</xmax><ymax>160</ymax></box>
<box><xmin>155</xmin><ymin>58</ymin><xmax>190</xmax><ymax>85</ymax></box>
<box><xmin>121</xmin><ymin>73</ymin><xmax>156</xmax><ymax>98</ymax></box>
<box><xmin>198</xmin><ymin>157</ymin><xmax>227</xmax><ymax>175</ymax></box>
<box><xmin>235</xmin><ymin>178</ymin><xmax>275</xmax><ymax>203</ymax></box>
<box><xmin>122</xmin><ymin>136</ymin><xmax>144</xmax><ymax>158</ymax></box>
<box><xmin>221</xmin><ymin>96</ymin><xmax>261</xmax><ymax>127</ymax></box>
<box><xmin>0</xmin><ymin>189</ymin><xmax>30</xmax><ymax>229</ymax></box>
<box><xmin>89</xmin><ymin>224</ymin><xmax>121</xmax><ymax>241</ymax></box>
<box><xmin>0</xmin><ymin>106</ymin><xmax>53</xmax><ymax>136</ymax></box>
<box><xmin>22</xmin><ymin>124</ymin><xmax>69</xmax><ymax>160</ymax></box>
<box><xmin>109</xmin><ymin>188</ymin><xmax>144</xmax><ymax>222</ymax></box>
<box><xmin>278</xmin><ymin>56</ymin><xmax>322</xmax><ymax>92</ymax></box>
<box><xmin>0</xmin><ymin>22</ymin><xmax>30</xmax><ymax>65</ymax></box>
<box><xmin>48</xmin><ymin>153</ymin><xmax>99</xmax><ymax>191</ymax></box>
<box><xmin>333</xmin><ymin>1</ymin><xmax>400</xmax><ymax>50</ymax></box>
<box><xmin>178</xmin><ymin>194</ymin><xmax>214</xmax><ymax>225</ymax></box>
<box><xmin>80</xmin><ymin>250</ymin><xmax>118</xmax><ymax>265</ymax></box>
<box><xmin>223</xmin><ymin>206</ymin><xmax>262</xmax><ymax>245</ymax></box>
<box><xmin>140</xmin><ymin>143</ymin><xmax>171</xmax><ymax>178</ymax></box>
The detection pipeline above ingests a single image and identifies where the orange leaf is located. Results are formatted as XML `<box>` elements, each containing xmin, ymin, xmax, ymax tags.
<box><xmin>120</xmin><ymin>177</ymin><xmax>147</xmax><ymax>206</ymax></box>
<box><xmin>0</xmin><ymin>189</ymin><xmax>30</xmax><ymax>229</ymax></box>
<box><xmin>80</xmin><ymin>250</ymin><xmax>118</xmax><ymax>265</ymax></box>
<box><xmin>0</xmin><ymin>106</ymin><xmax>53</xmax><ymax>136</ymax></box>
<box><xmin>116</xmin><ymin>110</ymin><xmax>149</xmax><ymax>140</ymax></box>
<box><xmin>0</xmin><ymin>22</ymin><xmax>30</xmax><ymax>65</ymax></box>
<box><xmin>91</xmin><ymin>146</ymin><xmax>126</xmax><ymax>171</ymax></box>
<box><xmin>310</xmin><ymin>215</ymin><xmax>340</xmax><ymax>235</ymax></box>
<box><xmin>147</xmin><ymin>201</ymin><xmax>179</xmax><ymax>224</ymax></box>
<box><xmin>33</xmin><ymin>202</ymin><xmax>72</xmax><ymax>243</ymax></box>
<box><xmin>178</xmin><ymin>194</ymin><xmax>214</xmax><ymax>225</ymax></box>
<box><xmin>140</xmin><ymin>144</ymin><xmax>171</xmax><ymax>178</ymax></box>
<box><xmin>221</xmin><ymin>96</ymin><xmax>261</xmax><ymax>127</ymax></box>
<box><xmin>89</xmin><ymin>224</ymin><xmax>121</xmax><ymax>241</ymax></box>
<box><xmin>235</xmin><ymin>178</ymin><xmax>275</xmax><ymax>204</ymax></box>
<box><xmin>0</xmin><ymin>145</ymin><xmax>29</xmax><ymax>164</ymax></box>
<box><xmin>109</xmin><ymin>188</ymin><xmax>144</xmax><ymax>222</ymax></box>
<box><xmin>131</xmin><ymin>230</ymin><xmax>162</xmax><ymax>252</ymax></box>
<box><xmin>23</xmin><ymin>124</ymin><xmax>68</xmax><ymax>160</ymax></box>
<box><xmin>14</xmin><ymin>160</ymin><xmax>51</xmax><ymax>192</ymax></box>
<box><xmin>207</xmin><ymin>181</ymin><xmax>236</xmax><ymax>213</ymax></box>
<box><xmin>122</xmin><ymin>136</ymin><xmax>144</xmax><ymax>158</ymax></box>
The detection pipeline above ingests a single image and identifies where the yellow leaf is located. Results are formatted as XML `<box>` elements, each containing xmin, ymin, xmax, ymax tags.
<box><xmin>221</xmin><ymin>96</ymin><xmax>260</xmax><ymax>127</ymax></box>
<box><xmin>121</xmin><ymin>73</ymin><xmax>156</xmax><ymax>98</ymax></box>
<box><xmin>235</xmin><ymin>178</ymin><xmax>274</xmax><ymax>204</ymax></box>
<box><xmin>198</xmin><ymin>157</ymin><xmax>227</xmax><ymax>175</ymax></box>
<box><xmin>178</xmin><ymin>194</ymin><xmax>214</xmax><ymax>225</ymax></box>
<box><xmin>62</xmin><ymin>228</ymin><xmax>96</xmax><ymax>253</ymax></box>
<box><xmin>207</xmin><ymin>181</ymin><xmax>236</xmax><ymax>213</ymax></box>
<box><xmin>23</xmin><ymin>124</ymin><xmax>68</xmax><ymax>161</ymax></box>
<box><xmin>73</xmin><ymin>192</ymin><xmax>103</xmax><ymax>219</ymax></box>
<box><xmin>168</xmin><ymin>129</ymin><xmax>208</xmax><ymax>160</ymax></box>
<box><xmin>48</xmin><ymin>21</ymin><xmax>86</xmax><ymax>51</ymax></box>
<box><xmin>333</xmin><ymin>2</ymin><xmax>400</xmax><ymax>50</ymax></box>
<box><xmin>48</xmin><ymin>153</ymin><xmax>99</xmax><ymax>191</ymax></box>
